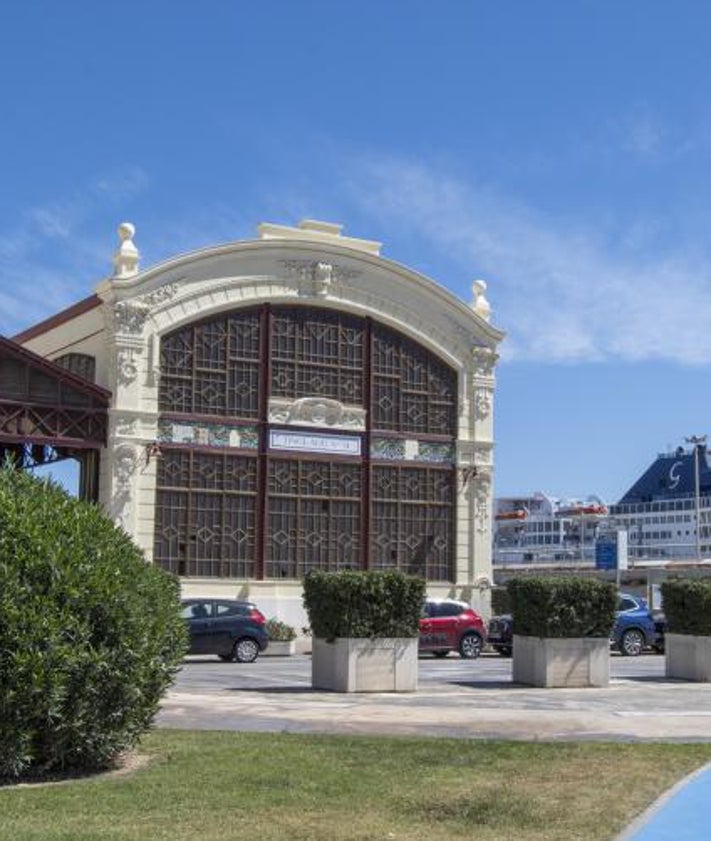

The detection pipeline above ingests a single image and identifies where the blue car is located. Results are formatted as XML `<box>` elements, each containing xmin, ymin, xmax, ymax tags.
<box><xmin>612</xmin><ymin>593</ymin><xmax>665</xmax><ymax>656</ymax></box>
<box><xmin>488</xmin><ymin>592</ymin><xmax>666</xmax><ymax>657</ymax></box>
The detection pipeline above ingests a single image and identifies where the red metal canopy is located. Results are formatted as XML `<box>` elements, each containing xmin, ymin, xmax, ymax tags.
<box><xmin>0</xmin><ymin>336</ymin><xmax>110</xmax><ymax>467</ymax></box>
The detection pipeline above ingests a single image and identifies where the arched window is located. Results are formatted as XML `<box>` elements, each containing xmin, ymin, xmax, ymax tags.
<box><xmin>154</xmin><ymin>305</ymin><xmax>457</xmax><ymax>580</ymax></box>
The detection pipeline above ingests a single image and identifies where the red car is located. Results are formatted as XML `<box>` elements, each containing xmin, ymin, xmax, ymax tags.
<box><xmin>419</xmin><ymin>599</ymin><xmax>486</xmax><ymax>659</ymax></box>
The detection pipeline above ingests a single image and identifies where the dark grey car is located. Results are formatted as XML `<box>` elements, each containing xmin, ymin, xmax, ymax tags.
<box><xmin>180</xmin><ymin>598</ymin><xmax>269</xmax><ymax>663</ymax></box>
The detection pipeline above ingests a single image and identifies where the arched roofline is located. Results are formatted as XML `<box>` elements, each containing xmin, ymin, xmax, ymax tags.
<box><xmin>99</xmin><ymin>237</ymin><xmax>505</xmax><ymax>347</ymax></box>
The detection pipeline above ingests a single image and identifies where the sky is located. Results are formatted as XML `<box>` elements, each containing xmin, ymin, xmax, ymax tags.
<box><xmin>1</xmin><ymin>1</ymin><xmax>710</xmax><ymax>503</ymax></box>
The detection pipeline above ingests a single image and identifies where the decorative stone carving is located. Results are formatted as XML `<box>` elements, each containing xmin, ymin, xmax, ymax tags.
<box><xmin>281</xmin><ymin>259</ymin><xmax>361</xmax><ymax>297</ymax></box>
<box><xmin>137</xmin><ymin>282</ymin><xmax>180</xmax><ymax>307</ymax></box>
<box><xmin>114</xmin><ymin>414</ymin><xmax>138</xmax><ymax>436</ymax></box>
<box><xmin>471</xmin><ymin>346</ymin><xmax>498</xmax><ymax>379</ymax></box>
<box><xmin>474</xmin><ymin>446</ymin><xmax>493</xmax><ymax>467</ymax></box>
<box><xmin>116</xmin><ymin>347</ymin><xmax>139</xmax><ymax>386</ymax></box>
<box><xmin>112</xmin><ymin>222</ymin><xmax>140</xmax><ymax>279</ymax></box>
<box><xmin>471</xmin><ymin>279</ymin><xmax>491</xmax><ymax>322</ymax></box>
<box><xmin>112</xmin><ymin>300</ymin><xmax>151</xmax><ymax>335</ymax></box>
<box><xmin>473</xmin><ymin>471</ymin><xmax>492</xmax><ymax>535</ymax></box>
<box><xmin>112</xmin><ymin>443</ymin><xmax>139</xmax><ymax>530</ymax></box>
<box><xmin>474</xmin><ymin>388</ymin><xmax>492</xmax><ymax>421</ymax></box>
<box><xmin>268</xmin><ymin>396</ymin><xmax>366</xmax><ymax>430</ymax></box>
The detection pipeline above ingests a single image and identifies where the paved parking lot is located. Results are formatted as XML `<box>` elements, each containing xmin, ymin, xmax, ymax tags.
<box><xmin>158</xmin><ymin>652</ymin><xmax>711</xmax><ymax>742</ymax></box>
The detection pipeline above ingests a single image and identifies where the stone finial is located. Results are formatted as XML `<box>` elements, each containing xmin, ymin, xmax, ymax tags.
<box><xmin>471</xmin><ymin>279</ymin><xmax>491</xmax><ymax>322</ymax></box>
<box><xmin>112</xmin><ymin>222</ymin><xmax>140</xmax><ymax>279</ymax></box>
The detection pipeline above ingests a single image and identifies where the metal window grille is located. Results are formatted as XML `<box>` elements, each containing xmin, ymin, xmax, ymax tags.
<box><xmin>154</xmin><ymin>305</ymin><xmax>458</xmax><ymax>580</ymax></box>
<box><xmin>265</xmin><ymin>458</ymin><xmax>362</xmax><ymax>578</ymax></box>
<box><xmin>154</xmin><ymin>449</ymin><xmax>258</xmax><ymax>578</ymax></box>
<box><xmin>370</xmin><ymin>464</ymin><xmax>455</xmax><ymax>581</ymax></box>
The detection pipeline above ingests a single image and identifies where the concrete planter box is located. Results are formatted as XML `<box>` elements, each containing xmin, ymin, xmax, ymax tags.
<box><xmin>311</xmin><ymin>637</ymin><xmax>418</xmax><ymax>692</ymax></box>
<box><xmin>263</xmin><ymin>640</ymin><xmax>296</xmax><ymax>657</ymax></box>
<box><xmin>512</xmin><ymin>634</ymin><xmax>610</xmax><ymax>688</ymax></box>
<box><xmin>666</xmin><ymin>633</ymin><xmax>711</xmax><ymax>681</ymax></box>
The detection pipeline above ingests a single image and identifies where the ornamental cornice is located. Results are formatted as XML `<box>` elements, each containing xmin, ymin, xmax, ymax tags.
<box><xmin>280</xmin><ymin>259</ymin><xmax>362</xmax><ymax>298</ymax></box>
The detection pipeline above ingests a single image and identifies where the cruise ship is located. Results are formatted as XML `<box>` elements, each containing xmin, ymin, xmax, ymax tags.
<box><xmin>493</xmin><ymin>441</ymin><xmax>711</xmax><ymax>566</ymax></box>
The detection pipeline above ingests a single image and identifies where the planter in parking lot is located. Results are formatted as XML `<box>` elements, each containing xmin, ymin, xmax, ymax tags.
<box><xmin>665</xmin><ymin>633</ymin><xmax>711</xmax><ymax>681</ymax></box>
<box><xmin>264</xmin><ymin>618</ymin><xmax>297</xmax><ymax>656</ymax></box>
<box><xmin>312</xmin><ymin>637</ymin><xmax>418</xmax><ymax>692</ymax></box>
<box><xmin>508</xmin><ymin>576</ymin><xmax>617</xmax><ymax>688</ymax></box>
<box><xmin>512</xmin><ymin>634</ymin><xmax>610</xmax><ymax>687</ymax></box>
<box><xmin>303</xmin><ymin>570</ymin><xmax>425</xmax><ymax>693</ymax></box>
<box><xmin>263</xmin><ymin>640</ymin><xmax>297</xmax><ymax>657</ymax></box>
<box><xmin>662</xmin><ymin>579</ymin><xmax>711</xmax><ymax>681</ymax></box>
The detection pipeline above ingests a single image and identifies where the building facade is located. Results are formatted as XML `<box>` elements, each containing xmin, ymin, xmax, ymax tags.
<box><xmin>15</xmin><ymin>219</ymin><xmax>504</xmax><ymax>622</ymax></box>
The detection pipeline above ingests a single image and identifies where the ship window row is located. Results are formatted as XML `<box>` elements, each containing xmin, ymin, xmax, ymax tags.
<box><xmin>610</xmin><ymin>499</ymin><xmax>708</xmax><ymax>514</ymax></box>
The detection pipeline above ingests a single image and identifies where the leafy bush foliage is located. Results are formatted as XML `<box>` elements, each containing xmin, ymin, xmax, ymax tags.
<box><xmin>0</xmin><ymin>467</ymin><xmax>187</xmax><ymax>780</ymax></box>
<box><xmin>661</xmin><ymin>578</ymin><xmax>711</xmax><ymax>635</ymax></box>
<box><xmin>303</xmin><ymin>570</ymin><xmax>426</xmax><ymax>640</ymax></box>
<box><xmin>266</xmin><ymin>618</ymin><xmax>297</xmax><ymax>642</ymax></box>
<box><xmin>507</xmin><ymin>576</ymin><xmax>616</xmax><ymax>638</ymax></box>
<box><xmin>491</xmin><ymin>587</ymin><xmax>511</xmax><ymax>616</ymax></box>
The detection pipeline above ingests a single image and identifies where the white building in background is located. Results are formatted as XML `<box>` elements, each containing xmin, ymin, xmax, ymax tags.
<box><xmin>493</xmin><ymin>442</ymin><xmax>711</xmax><ymax>567</ymax></box>
<box><xmin>12</xmin><ymin>219</ymin><xmax>504</xmax><ymax>622</ymax></box>
<box><xmin>493</xmin><ymin>492</ymin><xmax>608</xmax><ymax>565</ymax></box>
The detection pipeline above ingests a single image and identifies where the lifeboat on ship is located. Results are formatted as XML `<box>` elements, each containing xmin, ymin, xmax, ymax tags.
<box><xmin>495</xmin><ymin>508</ymin><xmax>528</xmax><ymax>521</ymax></box>
<box><xmin>557</xmin><ymin>504</ymin><xmax>608</xmax><ymax>517</ymax></box>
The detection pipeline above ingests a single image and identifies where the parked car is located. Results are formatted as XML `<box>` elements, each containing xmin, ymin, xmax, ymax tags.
<box><xmin>419</xmin><ymin>599</ymin><xmax>486</xmax><ymax>659</ymax></box>
<box><xmin>487</xmin><ymin>593</ymin><xmax>666</xmax><ymax>658</ymax></box>
<box><xmin>612</xmin><ymin>593</ymin><xmax>665</xmax><ymax>656</ymax></box>
<box><xmin>487</xmin><ymin>613</ymin><xmax>513</xmax><ymax>657</ymax></box>
<box><xmin>180</xmin><ymin>598</ymin><xmax>269</xmax><ymax>662</ymax></box>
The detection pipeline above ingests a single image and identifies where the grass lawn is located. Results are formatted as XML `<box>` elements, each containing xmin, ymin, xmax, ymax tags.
<box><xmin>2</xmin><ymin>731</ymin><xmax>711</xmax><ymax>841</ymax></box>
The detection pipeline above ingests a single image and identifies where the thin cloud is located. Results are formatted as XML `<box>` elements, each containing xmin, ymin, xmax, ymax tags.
<box><xmin>0</xmin><ymin>166</ymin><xmax>149</xmax><ymax>336</ymax></box>
<box><xmin>343</xmin><ymin>156</ymin><xmax>711</xmax><ymax>365</ymax></box>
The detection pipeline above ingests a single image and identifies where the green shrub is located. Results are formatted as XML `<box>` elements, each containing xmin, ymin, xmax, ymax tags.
<box><xmin>0</xmin><ymin>467</ymin><xmax>187</xmax><ymax>780</ymax></box>
<box><xmin>507</xmin><ymin>576</ymin><xmax>616</xmax><ymax>638</ymax></box>
<box><xmin>661</xmin><ymin>579</ymin><xmax>711</xmax><ymax>635</ymax></box>
<box><xmin>303</xmin><ymin>570</ymin><xmax>425</xmax><ymax>641</ymax></box>
<box><xmin>491</xmin><ymin>586</ymin><xmax>511</xmax><ymax>616</ymax></box>
<box><xmin>266</xmin><ymin>618</ymin><xmax>297</xmax><ymax>642</ymax></box>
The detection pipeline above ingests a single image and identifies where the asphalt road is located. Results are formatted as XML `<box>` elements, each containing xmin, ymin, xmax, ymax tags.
<box><xmin>155</xmin><ymin>651</ymin><xmax>711</xmax><ymax>742</ymax></box>
<box><xmin>171</xmin><ymin>650</ymin><xmax>666</xmax><ymax>695</ymax></box>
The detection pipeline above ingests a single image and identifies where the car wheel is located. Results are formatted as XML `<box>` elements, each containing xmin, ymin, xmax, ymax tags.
<box><xmin>233</xmin><ymin>637</ymin><xmax>260</xmax><ymax>663</ymax></box>
<box><xmin>459</xmin><ymin>632</ymin><xmax>483</xmax><ymax>659</ymax></box>
<box><xmin>432</xmin><ymin>651</ymin><xmax>449</xmax><ymax>658</ymax></box>
<box><xmin>620</xmin><ymin>628</ymin><xmax>645</xmax><ymax>657</ymax></box>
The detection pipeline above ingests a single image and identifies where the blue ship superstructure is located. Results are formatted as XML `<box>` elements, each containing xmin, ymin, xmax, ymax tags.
<box><xmin>617</xmin><ymin>446</ymin><xmax>711</xmax><ymax>504</ymax></box>
<box><xmin>610</xmin><ymin>444</ymin><xmax>710</xmax><ymax>561</ymax></box>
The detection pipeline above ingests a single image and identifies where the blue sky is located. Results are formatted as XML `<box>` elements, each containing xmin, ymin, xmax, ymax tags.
<box><xmin>2</xmin><ymin>1</ymin><xmax>710</xmax><ymax>502</ymax></box>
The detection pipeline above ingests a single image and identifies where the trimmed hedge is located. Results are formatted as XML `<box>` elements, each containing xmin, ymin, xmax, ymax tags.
<box><xmin>661</xmin><ymin>579</ymin><xmax>711</xmax><ymax>636</ymax></box>
<box><xmin>0</xmin><ymin>467</ymin><xmax>187</xmax><ymax>780</ymax></box>
<box><xmin>303</xmin><ymin>570</ymin><xmax>425</xmax><ymax>640</ymax></box>
<box><xmin>507</xmin><ymin>576</ymin><xmax>617</xmax><ymax>638</ymax></box>
<box><xmin>491</xmin><ymin>586</ymin><xmax>511</xmax><ymax>616</ymax></box>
